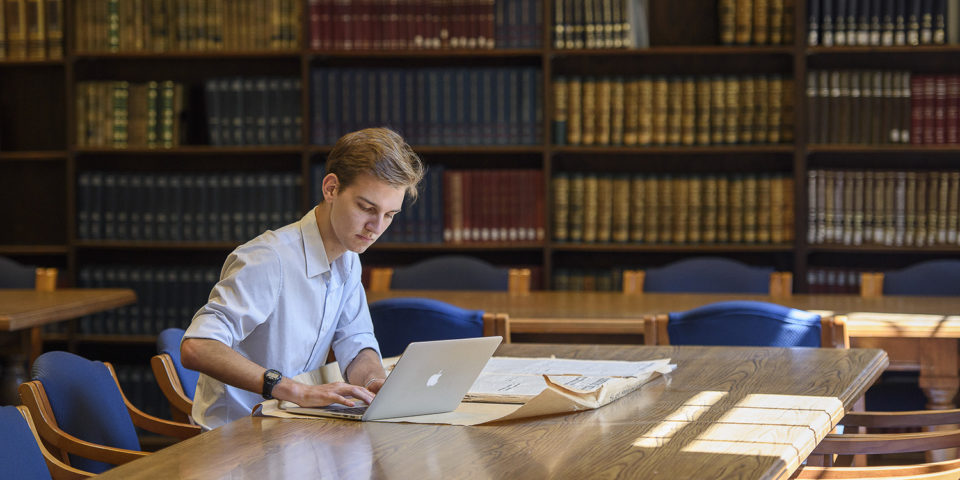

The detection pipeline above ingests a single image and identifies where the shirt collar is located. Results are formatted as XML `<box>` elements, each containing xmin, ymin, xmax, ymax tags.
<box><xmin>300</xmin><ymin>207</ymin><xmax>330</xmax><ymax>278</ymax></box>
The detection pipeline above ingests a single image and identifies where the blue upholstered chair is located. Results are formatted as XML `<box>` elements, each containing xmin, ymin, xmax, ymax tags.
<box><xmin>369</xmin><ymin>297</ymin><xmax>508</xmax><ymax>358</ymax></box>
<box><xmin>878</xmin><ymin>259</ymin><xmax>960</xmax><ymax>296</ymax></box>
<box><xmin>369</xmin><ymin>255</ymin><xmax>531</xmax><ymax>294</ymax></box>
<box><xmin>623</xmin><ymin>257</ymin><xmax>790</xmax><ymax>296</ymax></box>
<box><xmin>0</xmin><ymin>405</ymin><xmax>92</xmax><ymax>479</ymax></box>
<box><xmin>0</xmin><ymin>255</ymin><xmax>35</xmax><ymax>288</ymax></box>
<box><xmin>151</xmin><ymin>328</ymin><xmax>199</xmax><ymax>423</ymax></box>
<box><xmin>643</xmin><ymin>300</ymin><xmax>848</xmax><ymax>349</ymax></box>
<box><xmin>18</xmin><ymin>351</ymin><xmax>200</xmax><ymax>474</ymax></box>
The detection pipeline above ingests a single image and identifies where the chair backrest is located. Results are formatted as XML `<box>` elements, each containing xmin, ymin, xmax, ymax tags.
<box><xmin>156</xmin><ymin>328</ymin><xmax>199</xmax><ymax>400</ymax></box>
<box><xmin>370</xmin><ymin>255</ymin><xmax>530</xmax><ymax>294</ymax></box>
<box><xmin>634</xmin><ymin>257</ymin><xmax>776</xmax><ymax>294</ymax></box>
<box><xmin>0</xmin><ymin>405</ymin><xmax>55</xmax><ymax>480</ymax></box>
<box><xmin>0</xmin><ymin>255</ymin><xmax>35</xmax><ymax>288</ymax></box>
<box><xmin>881</xmin><ymin>259</ymin><xmax>960</xmax><ymax>296</ymax></box>
<box><xmin>31</xmin><ymin>351</ymin><xmax>141</xmax><ymax>474</ymax></box>
<box><xmin>369</xmin><ymin>297</ymin><xmax>496</xmax><ymax>357</ymax></box>
<box><xmin>645</xmin><ymin>300</ymin><xmax>844</xmax><ymax>348</ymax></box>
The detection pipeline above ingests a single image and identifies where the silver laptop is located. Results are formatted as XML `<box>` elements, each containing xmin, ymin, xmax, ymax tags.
<box><xmin>285</xmin><ymin>336</ymin><xmax>502</xmax><ymax>421</ymax></box>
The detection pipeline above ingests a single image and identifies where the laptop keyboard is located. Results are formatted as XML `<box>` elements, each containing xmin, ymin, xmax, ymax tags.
<box><xmin>327</xmin><ymin>404</ymin><xmax>368</xmax><ymax>416</ymax></box>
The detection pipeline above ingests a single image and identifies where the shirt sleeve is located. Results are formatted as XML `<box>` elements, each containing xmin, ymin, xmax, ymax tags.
<box><xmin>331</xmin><ymin>257</ymin><xmax>381</xmax><ymax>380</ymax></box>
<box><xmin>183</xmin><ymin>243</ymin><xmax>282</xmax><ymax>348</ymax></box>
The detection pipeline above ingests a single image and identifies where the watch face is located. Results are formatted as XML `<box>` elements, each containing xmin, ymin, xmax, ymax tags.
<box><xmin>266</xmin><ymin>370</ymin><xmax>281</xmax><ymax>383</ymax></box>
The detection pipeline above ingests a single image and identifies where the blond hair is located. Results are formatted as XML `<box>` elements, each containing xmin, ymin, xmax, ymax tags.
<box><xmin>326</xmin><ymin>128</ymin><xmax>424</xmax><ymax>201</ymax></box>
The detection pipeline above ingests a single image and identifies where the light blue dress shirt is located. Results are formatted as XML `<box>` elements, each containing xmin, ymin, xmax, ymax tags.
<box><xmin>184</xmin><ymin>208</ymin><xmax>381</xmax><ymax>430</ymax></box>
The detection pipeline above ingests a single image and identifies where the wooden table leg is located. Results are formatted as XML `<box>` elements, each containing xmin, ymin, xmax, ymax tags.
<box><xmin>919</xmin><ymin>338</ymin><xmax>959</xmax><ymax>462</ymax></box>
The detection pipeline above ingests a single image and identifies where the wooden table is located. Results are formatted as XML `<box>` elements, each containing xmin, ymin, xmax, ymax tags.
<box><xmin>0</xmin><ymin>288</ymin><xmax>136</xmax><ymax>404</ymax></box>
<box><xmin>94</xmin><ymin>343</ymin><xmax>887</xmax><ymax>480</ymax></box>
<box><xmin>368</xmin><ymin>291</ymin><xmax>960</xmax><ymax>412</ymax></box>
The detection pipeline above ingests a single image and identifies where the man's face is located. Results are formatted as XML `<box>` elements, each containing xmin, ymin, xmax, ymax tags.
<box><xmin>326</xmin><ymin>172</ymin><xmax>406</xmax><ymax>254</ymax></box>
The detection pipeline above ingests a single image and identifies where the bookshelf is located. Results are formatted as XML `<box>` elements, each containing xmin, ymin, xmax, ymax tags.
<box><xmin>2</xmin><ymin>0</ymin><xmax>959</xmax><ymax>414</ymax></box>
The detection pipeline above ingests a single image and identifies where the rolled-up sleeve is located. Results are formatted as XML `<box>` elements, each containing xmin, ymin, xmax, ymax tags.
<box><xmin>331</xmin><ymin>265</ymin><xmax>381</xmax><ymax>379</ymax></box>
<box><xmin>184</xmin><ymin>244</ymin><xmax>282</xmax><ymax>347</ymax></box>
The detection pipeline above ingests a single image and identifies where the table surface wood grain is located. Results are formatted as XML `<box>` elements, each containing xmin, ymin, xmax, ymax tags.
<box><xmin>95</xmin><ymin>343</ymin><xmax>888</xmax><ymax>480</ymax></box>
<box><xmin>0</xmin><ymin>289</ymin><xmax>137</xmax><ymax>331</ymax></box>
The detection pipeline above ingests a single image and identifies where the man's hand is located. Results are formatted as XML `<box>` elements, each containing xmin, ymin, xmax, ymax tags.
<box><xmin>275</xmin><ymin>379</ymin><xmax>375</xmax><ymax>407</ymax></box>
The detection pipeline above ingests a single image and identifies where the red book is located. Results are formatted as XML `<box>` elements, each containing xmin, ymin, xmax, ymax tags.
<box><xmin>947</xmin><ymin>75</ymin><xmax>960</xmax><ymax>144</ymax></box>
<box><xmin>910</xmin><ymin>75</ymin><xmax>924</xmax><ymax>144</ymax></box>
<box><xmin>934</xmin><ymin>75</ymin><xmax>947</xmax><ymax>144</ymax></box>
<box><xmin>309</xmin><ymin>0</ymin><xmax>322</xmax><ymax>49</ymax></box>
<box><xmin>923</xmin><ymin>76</ymin><xmax>936</xmax><ymax>144</ymax></box>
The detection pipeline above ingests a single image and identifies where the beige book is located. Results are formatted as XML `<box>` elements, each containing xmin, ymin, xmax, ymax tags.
<box><xmin>667</xmin><ymin>78</ymin><xmax>683</xmax><ymax>145</ymax></box>
<box><xmin>7</xmin><ymin>0</ymin><xmax>27</xmax><ymax>58</ymax></box>
<box><xmin>843</xmin><ymin>169</ymin><xmax>855</xmax><ymax>245</ymax></box>
<box><xmin>596</xmin><ymin>175</ymin><xmax>613</xmax><ymax>243</ymax></box>
<box><xmin>771</xmin><ymin>173</ymin><xmax>784</xmax><ymax>244</ymax></box>
<box><xmin>610</xmin><ymin>78</ymin><xmax>625</xmax><ymax>145</ymax></box>
<box><xmin>927</xmin><ymin>171</ymin><xmax>940</xmax><ymax>246</ymax></box>
<box><xmin>568</xmin><ymin>173</ymin><xmax>585</xmax><ymax>242</ymax></box>
<box><xmin>739</xmin><ymin>76</ymin><xmax>755</xmax><ymax>144</ymax></box>
<box><xmin>688</xmin><ymin>176</ymin><xmax>702</xmax><ymax>243</ymax></box>
<box><xmin>680</xmin><ymin>77</ymin><xmax>696</xmax><ymax>146</ymax></box>
<box><xmin>938</xmin><ymin>171</ymin><xmax>949</xmax><ymax>244</ymax></box>
<box><xmin>823</xmin><ymin>170</ymin><xmax>835</xmax><ymax>243</ymax></box>
<box><xmin>659</xmin><ymin>176</ymin><xmax>674</xmax><ymax>243</ymax></box>
<box><xmin>702</xmin><ymin>175</ymin><xmax>718</xmax><ymax>243</ymax></box>
<box><xmin>623</xmin><ymin>79</ymin><xmax>640</xmax><ymax>145</ymax></box>
<box><xmin>552</xmin><ymin>173</ymin><xmax>570</xmax><ymax>242</ymax></box>
<box><xmin>735</xmin><ymin>0</ymin><xmax>753</xmax><ymax>45</ymax></box>
<box><xmin>754</xmin><ymin>76</ymin><xmax>769</xmax><ymax>143</ymax></box>
<box><xmin>643</xmin><ymin>175</ymin><xmax>659</xmax><ymax>243</ymax></box>
<box><xmin>583</xmin><ymin>174</ymin><xmax>599</xmax><ymax>243</ymax></box>
<box><xmin>695</xmin><ymin>77</ymin><xmax>711</xmax><ymax>145</ymax></box>
<box><xmin>724</xmin><ymin>76</ymin><xmax>740</xmax><ymax>144</ymax></box>
<box><xmin>806</xmin><ymin>170</ymin><xmax>818</xmax><ymax>244</ymax></box>
<box><xmin>753</xmin><ymin>0</ymin><xmax>767</xmax><ymax>44</ymax></box>
<box><xmin>672</xmin><ymin>176</ymin><xmax>688</xmax><ymax>244</ymax></box>
<box><xmin>852</xmin><ymin>170</ymin><xmax>864</xmax><ymax>246</ymax></box>
<box><xmin>651</xmin><ymin>76</ymin><xmax>668</xmax><ymax>145</ymax></box>
<box><xmin>904</xmin><ymin>171</ymin><xmax>916</xmax><ymax>246</ymax></box>
<box><xmin>884</xmin><ymin>171</ymin><xmax>897</xmax><ymax>246</ymax></box>
<box><xmin>729</xmin><ymin>175</ymin><xmax>744</xmax><ymax>243</ymax></box>
<box><xmin>596</xmin><ymin>78</ymin><xmax>612</xmax><ymax>145</ymax></box>
<box><xmin>567</xmin><ymin>77</ymin><xmax>582</xmax><ymax>145</ymax></box>
<box><xmin>949</xmin><ymin>171</ymin><xmax>959</xmax><ymax>244</ymax></box>
<box><xmin>637</xmin><ymin>76</ymin><xmax>653</xmax><ymax>145</ymax></box>
<box><xmin>127</xmin><ymin>83</ymin><xmax>148</xmax><ymax>147</ymax></box>
<box><xmin>757</xmin><ymin>174</ymin><xmax>771</xmax><ymax>243</ymax></box>
<box><xmin>611</xmin><ymin>175</ymin><xmax>630</xmax><ymax>242</ymax></box>
<box><xmin>582</xmin><ymin>78</ymin><xmax>597</xmax><ymax>145</ymax></box>
<box><xmin>710</xmin><ymin>76</ymin><xmax>726</xmax><ymax>144</ymax></box>
<box><xmin>768</xmin><ymin>0</ymin><xmax>784</xmax><ymax>44</ymax></box>
<box><xmin>716</xmin><ymin>176</ymin><xmax>730</xmax><ymax>243</ymax></box>
<box><xmin>718</xmin><ymin>0</ymin><xmax>735</xmax><ymax>44</ymax></box>
<box><xmin>871</xmin><ymin>171</ymin><xmax>885</xmax><ymax>244</ymax></box>
<box><xmin>768</xmin><ymin>76</ymin><xmax>783</xmax><ymax>143</ymax></box>
<box><xmin>782</xmin><ymin>0</ymin><xmax>794</xmax><ymax>44</ymax></box>
<box><xmin>781</xmin><ymin>78</ymin><xmax>795</xmax><ymax>143</ymax></box>
<box><xmin>630</xmin><ymin>175</ymin><xmax>645</xmax><ymax>242</ymax></box>
<box><xmin>25</xmin><ymin>0</ymin><xmax>44</xmax><ymax>58</ymax></box>
<box><xmin>915</xmin><ymin>170</ymin><xmax>927</xmax><ymax>247</ymax></box>
<box><xmin>743</xmin><ymin>174</ymin><xmax>758</xmax><ymax>243</ymax></box>
<box><xmin>554</xmin><ymin>77</ymin><xmax>569</xmax><ymax>144</ymax></box>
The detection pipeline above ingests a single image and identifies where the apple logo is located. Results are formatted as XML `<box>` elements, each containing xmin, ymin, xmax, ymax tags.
<box><xmin>426</xmin><ymin>370</ymin><xmax>443</xmax><ymax>387</ymax></box>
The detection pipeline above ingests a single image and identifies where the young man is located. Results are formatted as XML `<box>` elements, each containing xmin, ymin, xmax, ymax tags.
<box><xmin>181</xmin><ymin>128</ymin><xmax>424</xmax><ymax>430</ymax></box>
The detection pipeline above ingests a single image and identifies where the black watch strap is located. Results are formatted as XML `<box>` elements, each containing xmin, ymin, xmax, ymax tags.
<box><xmin>262</xmin><ymin>369</ymin><xmax>282</xmax><ymax>400</ymax></box>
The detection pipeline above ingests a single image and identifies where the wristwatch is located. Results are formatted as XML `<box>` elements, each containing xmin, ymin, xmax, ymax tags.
<box><xmin>262</xmin><ymin>369</ymin><xmax>282</xmax><ymax>400</ymax></box>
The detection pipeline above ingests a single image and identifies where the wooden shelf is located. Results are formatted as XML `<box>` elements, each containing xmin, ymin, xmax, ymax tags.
<box><xmin>807</xmin><ymin>144</ymin><xmax>960</xmax><ymax>154</ymax></box>
<box><xmin>809</xmin><ymin>245</ymin><xmax>960</xmax><ymax>254</ymax></box>
<box><xmin>74</xmin><ymin>241</ymin><xmax>240</xmax><ymax>250</ymax></box>
<box><xmin>0</xmin><ymin>151</ymin><xmax>67</xmax><ymax>161</ymax></box>
<box><xmin>43</xmin><ymin>333</ymin><xmax>157</xmax><ymax>344</ymax></box>
<box><xmin>308</xmin><ymin>49</ymin><xmax>543</xmax><ymax>58</ymax></box>
<box><xmin>0</xmin><ymin>245</ymin><xmax>69</xmax><ymax>255</ymax></box>
<box><xmin>372</xmin><ymin>242</ymin><xmax>545</xmax><ymax>251</ymax></box>
<box><xmin>307</xmin><ymin>145</ymin><xmax>544</xmax><ymax>155</ymax></box>
<box><xmin>552</xmin><ymin>145</ymin><xmax>795</xmax><ymax>155</ymax></box>
<box><xmin>0</xmin><ymin>59</ymin><xmax>64</xmax><ymax>67</ymax></box>
<box><xmin>551</xmin><ymin>45</ymin><xmax>795</xmax><ymax>56</ymax></box>
<box><xmin>74</xmin><ymin>146</ymin><xmax>304</xmax><ymax>155</ymax></box>
<box><xmin>808</xmin><ymin>45</ymin><xmax>960</xmax><ymax>54</ymax></box>
<box><xmin>73</xmin><ymin>51</ymin><xmax>301</xmax><ymax>59</ymax></box>
<box><xmin>550</xmin><ymin>243</ymin><xmax>793</xmax><ymax>253</ymax></box>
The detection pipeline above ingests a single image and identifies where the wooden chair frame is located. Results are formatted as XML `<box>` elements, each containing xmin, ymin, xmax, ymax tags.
<box><xmin>150</xmin><ymin>353</ymin><xmax>194</xmax><ymax>424</ymax></box>
<box><xmin>368</xmin><ymin>267</ymin><xmax>531</xmax><ymax>295</ymax></box>
<box><xmin>14</xmin><ymin>405</ymin><xmax>93</xmax><ymax>480</ymax></box>
<box><xmin>643</xmin><ymin>313</ymin><xmax>849</xmax><ymax>349</ymax></box>
<box><xmin>18</xmin><ymin>361</ymin><xmax>200</xmax><ymax>470</ymax></box>
<box><xmin>482</xmin><ymin>312</ymin><xmax>511</xmax><ymax>343</ymax></box>
<box><xmin>622</xmin><ymin>270</ymin><xmax>794</xmax><ymax>297</ymax></box>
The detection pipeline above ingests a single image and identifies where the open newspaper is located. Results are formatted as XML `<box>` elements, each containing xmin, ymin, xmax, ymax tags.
<box><xmin>256</xmin><ymin>356</ymin><xmax>675</xmax><ymax>426</ymax></box>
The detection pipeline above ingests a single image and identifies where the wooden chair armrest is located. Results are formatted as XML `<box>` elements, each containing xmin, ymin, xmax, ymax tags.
<box><xmin>16</xmin><ymin>406</ymin><xmax>94</xmax><ymax>480</ymax></box>
<box><xmin>860</xmin><ymin>272</ymin><xmax>884</xmax><ymax>298</ymax></box>
<box><xmin>106</xmin><ymin>362</ymin><xmax>201</xmax><ymax>440</ymax></box>
<box><xmin>769</xmin><ymin>272</ymin><xmax>793</xmax><ymax>297</ymax></box>
<box><xmin>368</xmin><ymin>267</ymin><xmax>393</xmax><ymax>292</ymax></box>
<box><xmin>508</xmin><ymin>269</ymin><xmax>531</xmax><ymax>295</ymax></box>
<box><xmin>839</xmin><ymin>408</ymin><xmax>960</xmax><ymax>428</ymax></box>
<box><xmin>642</xmin><ymin>314</ymin><xmax>669</xmax><ymax>346</ymax></box>
<box><xmin>150</xmin><ymin>354</ymin><xmax>193</xmax><ymax>423</ymax></box>
<box><xmin>18</xmin><ymin>381</ymin><xmax>148</xmax><ymax>467</ymax></box>
<box><xmin>793</xmin><ymin>459</ymin><xmax>960</xmax><ymax>479</ymax></box>
<box><xmin>812</xmin><ymin>430</ymin><xmax>960</xmax><ymax>456</ymax></box>
<box><xmin>820</xmin><ymin>315</ymin><xmax>849</xmax><ymax>349</ymax></box>
<box><xmin>482</xmin><ymin>313</ymin><xmax>511</xmax><ymax>343</ymax></box>
<box><xmin>622</xmin><ymin>270</ymin><xmax>645</xmax><ymax>295</ymax></box>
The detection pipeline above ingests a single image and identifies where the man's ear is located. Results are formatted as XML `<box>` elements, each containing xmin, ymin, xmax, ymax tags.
<box><xmin>322</xmin><ymin>173</ymin><xmax>339</xmax><ymax>200</ymax></box>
